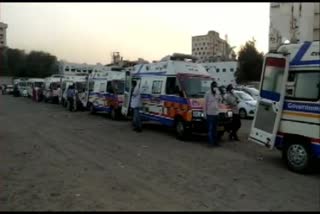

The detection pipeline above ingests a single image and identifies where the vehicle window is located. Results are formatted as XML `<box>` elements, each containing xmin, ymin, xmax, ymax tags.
<box><xmin>179</xmin><ymin>76</ymin><xmax>211</xmax><ymax>98</ymax></box>
<box><xmin>112</xmin><ymin>80</ymin><xmax>124</xmax><ymax>94</ymax></box>
<box><xmin>286</xmin><ymin>71</ymin><xmax>320</xmax><ymax>100</ymax></box>
<box><xmin>235</xmin><ymin>91</ymin><xmax>254</xmax><ymax>101</ymax></box>
<box><xmin>106</xmin><ymin>81</ymin><xmax>114</xmax><ymax>93</ymax></box>
<box><xmin>152</xmin><ymin>80</ymin><xmax>163</xmax><ymax>94</ymax></box>
<box><xmin>165</xmin><ymin>77</ymin><xmax>177</xmax><ymax>94</ymax></box>
<box><xmin>99</xmin><ymin>83</ymin><xmax>106</xmax><ymax>92</ymax></box>
<box><xmin>89</xmin><ymin>81</ymin><xmax>94</xmax><ymax>92</ymax></box>
<box><xmin>261</xmin><ymin>57</ymin><xmax>285</xmax><ymax>94</ymax></box>
<box><xmin>246</xmin><ymin>88</ymin><xmax>259</xmax><ymax>96</ymax></box>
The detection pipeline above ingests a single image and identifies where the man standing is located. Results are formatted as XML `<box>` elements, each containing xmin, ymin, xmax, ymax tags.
<box><xmin>131</xmin><ymin>80</ymin><xmax>142</xmax><ymax>132</ymax></box>
<box><xmin>67</xmin><ymin>85</ymin><xmax>76</xmax><ymax>112</ymax></box>
<box><xmin>224</xmin><ymin>84</ymin><xmax>241</xmax><ymax>141</ymax></box>
<box><xmin>203</xmin><ymin>81</ymin><xmax>220</xmax><ymax>147</ymax></box>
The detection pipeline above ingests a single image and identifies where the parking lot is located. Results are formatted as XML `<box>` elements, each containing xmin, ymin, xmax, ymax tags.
<box><xmin>0</xmin><ymin>94</ymin><xmax>319</xmax><ymax>211</ymax></box>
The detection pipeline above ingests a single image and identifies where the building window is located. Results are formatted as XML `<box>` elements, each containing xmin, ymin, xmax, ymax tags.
<box><xmin>71</xmin><ymin>68</ymin><xmax>76</xmax><ymax>72</ymax></box>
<box><xmin>223</xmin><ymin>68</ymin><xmax>226</xmax><ymax>72</ymax></box>
<box><xmin>216</xmin><ymin>69</ymin><xmax>220</xmax><ymax>73</ymax></box>
<box><xmin>230</xmin><ymin>68</ymin><xmax>234</xmax><ymax>72</ymax></box>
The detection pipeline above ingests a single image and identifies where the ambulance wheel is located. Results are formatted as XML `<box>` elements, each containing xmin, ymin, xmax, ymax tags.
<box><xmin>217</xmin><ymin>131</ymin><xmax>224</xmax><ymax>141</ymax></box>
<box><xmin>282</xmin><ymin>141</ymin><xmax>314</xmax><ymax>174</ymax></box>
<box><xmin>175</xmin><ymin>119</ymin><xmax>190</xmax><ymax>141</ymax></box>
<box><xmin>110</xmin><ymin>108</ymin><xmax>118</xmax><ymax>120</ymax></box>
<box><xmin>89</xmin><ymin>104</ymin><xmax>96</xmax><ymax>114</ymax></box>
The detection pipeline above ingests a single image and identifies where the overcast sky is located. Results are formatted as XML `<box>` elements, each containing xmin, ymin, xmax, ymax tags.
<box><xmin>1</xmin><ymin>3</ymin><xmax>270</xmax><ymax>64</ymax></box>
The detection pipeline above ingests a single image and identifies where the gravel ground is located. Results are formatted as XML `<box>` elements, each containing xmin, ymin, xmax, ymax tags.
<box><xmin>0</xmin><ymin>94</ymin><xmax>319</xmax><ymax>211</ymax></box>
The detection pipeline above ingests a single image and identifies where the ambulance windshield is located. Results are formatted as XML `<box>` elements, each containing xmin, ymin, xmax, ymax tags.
<box><xmin>178</xmin><ymin>75</ymin><xmax>212</xmax><ymax>98</ymax></box>
<box><xmin>112</xmin><ymin>80</ymin><xmax>125</xmax><ymax>94</ymax></box>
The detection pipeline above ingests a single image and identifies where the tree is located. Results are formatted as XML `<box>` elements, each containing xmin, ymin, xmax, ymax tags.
<box><xmin>25</xmin><ymin>51</ymin><xmax>58</xmax><ymax>78</ymax></box>
<box><xmin>0</xmin><ymin>47</ymin><xmax>59</xmax><ymax>78</ymax></box>
<box><xmin>235</xmin><ymin>39</ymin><xmax>264</xmax><ymax>84</ymax></box>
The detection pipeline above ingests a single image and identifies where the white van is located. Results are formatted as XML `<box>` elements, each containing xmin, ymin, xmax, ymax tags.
<box><xmin>60</xmin><ymin>74</ymin><xmax>87</xmax><ymax>109</ymax></box>
<box><xmin>80</xmin><ymin>66</ymin><xmax>125</xmax><ymax>120</ymax></box>
<box><xmin>122</xmin><ymin>53</ymin><xmax>233</xmax><ymax>140</ymax></box>
<box><xmin>249</xmin><ymin>41</ymin><xmax>320</xmax><ymax>173</ymax></box>
<box><xmin>43</xmin><ymin>75</ymin><xmax>62</xmax><ymax>103</ymax></box>
<box><xmin>26</xmin><ymin>78</ymin><xmax>44</xmax><ymax>97</ymax></box>
<box><xmin>17</xmin><ymin>78</ymin><xmax>29</xmax><ymax>97</ymax></box>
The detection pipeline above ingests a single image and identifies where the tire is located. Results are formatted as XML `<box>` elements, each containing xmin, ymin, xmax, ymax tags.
<box><xmin>239</xmin><ymin>108</ymin><xmax>247</xmax><ymax>119</ymax></box>
<box><xmin>110</xmin><ymin>108</ymin><xmax>118</xmax><ymax>120</ymax></box>
<box><xmin>218</xmin><ymin>131</ymin><xmax>224</xmax><ymax>141</ymax></box>
<box><xmin>175</xmin><ymin>119</ymin><xmax>190</xmax><ymax>141</ymax></box>
<box><xmin>89</xmin><ymin>103</ymin><xmax>96</xmax><ymax>115</ymax></box>
<box><xmin>282</xmin><ymin>141</ymin><xmax>314</xmax><ymax>173</ymax></box>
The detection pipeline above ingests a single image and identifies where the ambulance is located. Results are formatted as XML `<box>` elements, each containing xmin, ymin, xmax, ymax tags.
<box><xmin>121</xmin><ymin>53</ymin><xmax>233</xmax><ymax>140</ymax></box>
<box><xmin>60</xmin><ymin>74</ymin><xmax>87</xmax><ymax>109</ymax></box>
<box><xmin>80</xmin><ymin>65</ymin><xmax>125</xmax><ymax>120</ymax></box>
<box><xmin>26</xmin><ymin>78</ymin><xmax>44</xmax><ymax>98</ymax></box>
<box><xmin>43</xmin><ymin>75</ymin><xmax>63</xmax><ymax>104</ymax></box>
<box><xmin>249</xmin><ymin>41</ymin><xmax>320</xmax><ymax>173</ymax></box>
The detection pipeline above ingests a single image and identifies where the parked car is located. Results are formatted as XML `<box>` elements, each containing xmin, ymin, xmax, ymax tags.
<box><xmin>233</xmin><ymin>90</ymin><xmax>257</xmax><ymax>119</ymax></box>
<box><xmin>236</xmin><ymin>86</ymin><xmax>259</xmax><ymax>100</ymax></box>
<box><xmin>5</xmin><ymin>84</ymin><xmax>14</xmax><ymax>94</ymax></box>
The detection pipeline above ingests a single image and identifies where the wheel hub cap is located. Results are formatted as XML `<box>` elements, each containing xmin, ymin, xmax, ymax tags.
<box><xmin>287</xmin><ymin>144</ymin><xmax>307</xmax><ymax>168</ymax></box>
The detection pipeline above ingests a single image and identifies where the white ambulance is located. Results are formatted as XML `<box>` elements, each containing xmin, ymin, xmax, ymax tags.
<box><xmin>26</xmin><ymin>78</ymin><xmax>44</xmax><ymax>98</ymax></box>
<box><xmin>121</xmin><ymin>53</ymin><xmax>233</xmax><ymax>140</ymax></box>
<box><xmin>80</xmin><ymin>66</ymin><xmax>125</xmax><ymax>120</ymax></box>
<box><xmin>60</xmin><ymin>74</ymin><xmax>87</xmax><ymax>109</ymax></box>
<box><xmin>249</xmin><ymin>41</ymin><xmax>320</xmax><ymax>173</ymax></box>
<box><xmin>43</xmin><ymin>75</ymin><xmax>63</xmax><ymax>104</ymax></box>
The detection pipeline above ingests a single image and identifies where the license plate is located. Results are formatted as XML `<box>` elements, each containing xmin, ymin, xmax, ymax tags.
<box><xmin>218</xmin><ymin>126</ymin><xmax>224</xmax><ymax>131</ymax></box>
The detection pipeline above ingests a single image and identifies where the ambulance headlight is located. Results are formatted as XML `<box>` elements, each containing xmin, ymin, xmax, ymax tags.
<box><xmin>192</xmin><ymin>111</ymin><xmax>203</xmax><ymax>118</ymax></box>
<box><xmin>227</xmin><ymin>111</ymin><xmax>233</xmax><ymax>118</ymax></box>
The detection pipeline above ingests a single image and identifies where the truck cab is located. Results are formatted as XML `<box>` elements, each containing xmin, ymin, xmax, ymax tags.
<box><xmin>249</xmin><ymin>41</ymin><xmax>320</xmax><ymax>173</ymax></box>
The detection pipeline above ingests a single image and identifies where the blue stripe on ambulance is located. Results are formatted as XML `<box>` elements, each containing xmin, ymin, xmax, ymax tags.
<box><xmin>290</xmin><ymin>41</ymin><xmax>320</xmax><ymax>66</ymax></box>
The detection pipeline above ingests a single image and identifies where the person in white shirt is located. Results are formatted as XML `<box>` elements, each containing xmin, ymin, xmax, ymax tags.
<box><xmin>130</xmin><ymin>81</ymin><xmax>142</xmax><ymax>132</ymax></box>
<box><xmin>203</xmin><ymin>81</ymin><xmax>220</xmax><ymax>147</ymax></box>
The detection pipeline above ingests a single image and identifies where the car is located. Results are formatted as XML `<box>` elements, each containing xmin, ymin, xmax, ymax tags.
<box><xmin>233</xmin><ymin>90</ymin><xmax>257</xmax><ymax>119</ymax></box>
<box><xmin>5</xmin><ymin>85</ymin><xmax>14</xmax><ymax>94</ymax></box>
<box><xmin>236</xmin><ymin>86</ymin><xmax>259</xmax><ymax>100</ymax></box>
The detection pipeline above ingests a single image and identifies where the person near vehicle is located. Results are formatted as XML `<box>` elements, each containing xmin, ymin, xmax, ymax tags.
<box><xmin>67</xmin><ymin>85</ymin><xmax>76</xmax><ymax>112</ymax></box>
<box><xmin>203</xmin><ymin>81</ymin><xmax>220</xmax><ymax>147</ymax></box>
<box><xmin>32</xmin><ymin>85</ymin><xmax>37</xmax><ymax>101</ymax></box>
<box><xmin>130</xmin><ymin>81</ymin><xmax>142</xmax><ymax>132</ymax></box>
<box><xmin>224</xmin><ymin>84</ymin><xmax>241</xmax><ymax>141</ymax></box>
<box><xmin>1</xmin><ymin>84</ymin><xmax>6</xmax><ymax>95</ymax></box>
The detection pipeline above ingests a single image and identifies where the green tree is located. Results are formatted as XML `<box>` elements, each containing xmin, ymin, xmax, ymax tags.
<box><xmin>0</xmin><ymin>47</ymin><xmax>59</xmax><ymax>78</ymax></box>
<box><xmin>25</xmin><ymin>51</ymin><xmax>58</xmax><ymax>78</ymax></box>
<box><xmin>235</xmin><ymin>38</ymin><xmax>264</xmax><ymax>84</ymax></box>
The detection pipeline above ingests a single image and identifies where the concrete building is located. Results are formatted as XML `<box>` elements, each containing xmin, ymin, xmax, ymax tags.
<box><xmin>58</xmin><ymin>60</ymin><xmax>97</xmax><ymax>76</ymax></box>
<box><xmin>202</xmin><ymin>61</ymin><xmax>238</xmax><ymax>87</ymax></box>
<box><xmin>0</xmin><ymin>22</ymin><xmax>8</xmax><ymax>48</ymax></box>
<box><xmin>269</xmin><ymin>2</ymin><xmax>320</xmax><ymax>51</ymax></box>
<box><xmin>192</xmin><ymin>31</ymin><xmax>235</xmax><ymax>63</ymax></box>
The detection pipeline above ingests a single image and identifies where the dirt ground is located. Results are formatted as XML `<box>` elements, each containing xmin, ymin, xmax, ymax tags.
<box><xmin>0</xmin><ymin>95</ymin><xmax>319</xmax><ymax>211</ymax></box>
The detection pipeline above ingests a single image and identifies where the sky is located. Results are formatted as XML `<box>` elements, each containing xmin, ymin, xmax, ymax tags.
<box><xmin>0</xmin><ymin>3</ymin><xmax>270</xmax><ymax>65</ymax></box>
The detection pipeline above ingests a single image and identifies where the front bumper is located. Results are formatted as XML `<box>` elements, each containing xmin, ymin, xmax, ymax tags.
<box><xmin>186</xmin><ymin>114</ymin><xmax>233</xmax><ymax>133</ymax></box>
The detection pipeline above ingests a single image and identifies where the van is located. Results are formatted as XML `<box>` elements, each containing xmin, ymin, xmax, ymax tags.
<box><xmin>122</xmin><ymin>53</ymin><xmax>233</xmax><ymax>140</ymax></box>
<box><xmin>80</xmin><ymin>66</ymin><xmax>125</xmax><ymax>120</ymax></box>
<box><xmin>249</xmin><ymin>41</ymin><xmax>320</xmax><ymax>173</ymax></box>
<box><xmin>26</xmin><ymin>78</ymin><xmax>44</xmax><ymax>98</ymax></box>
